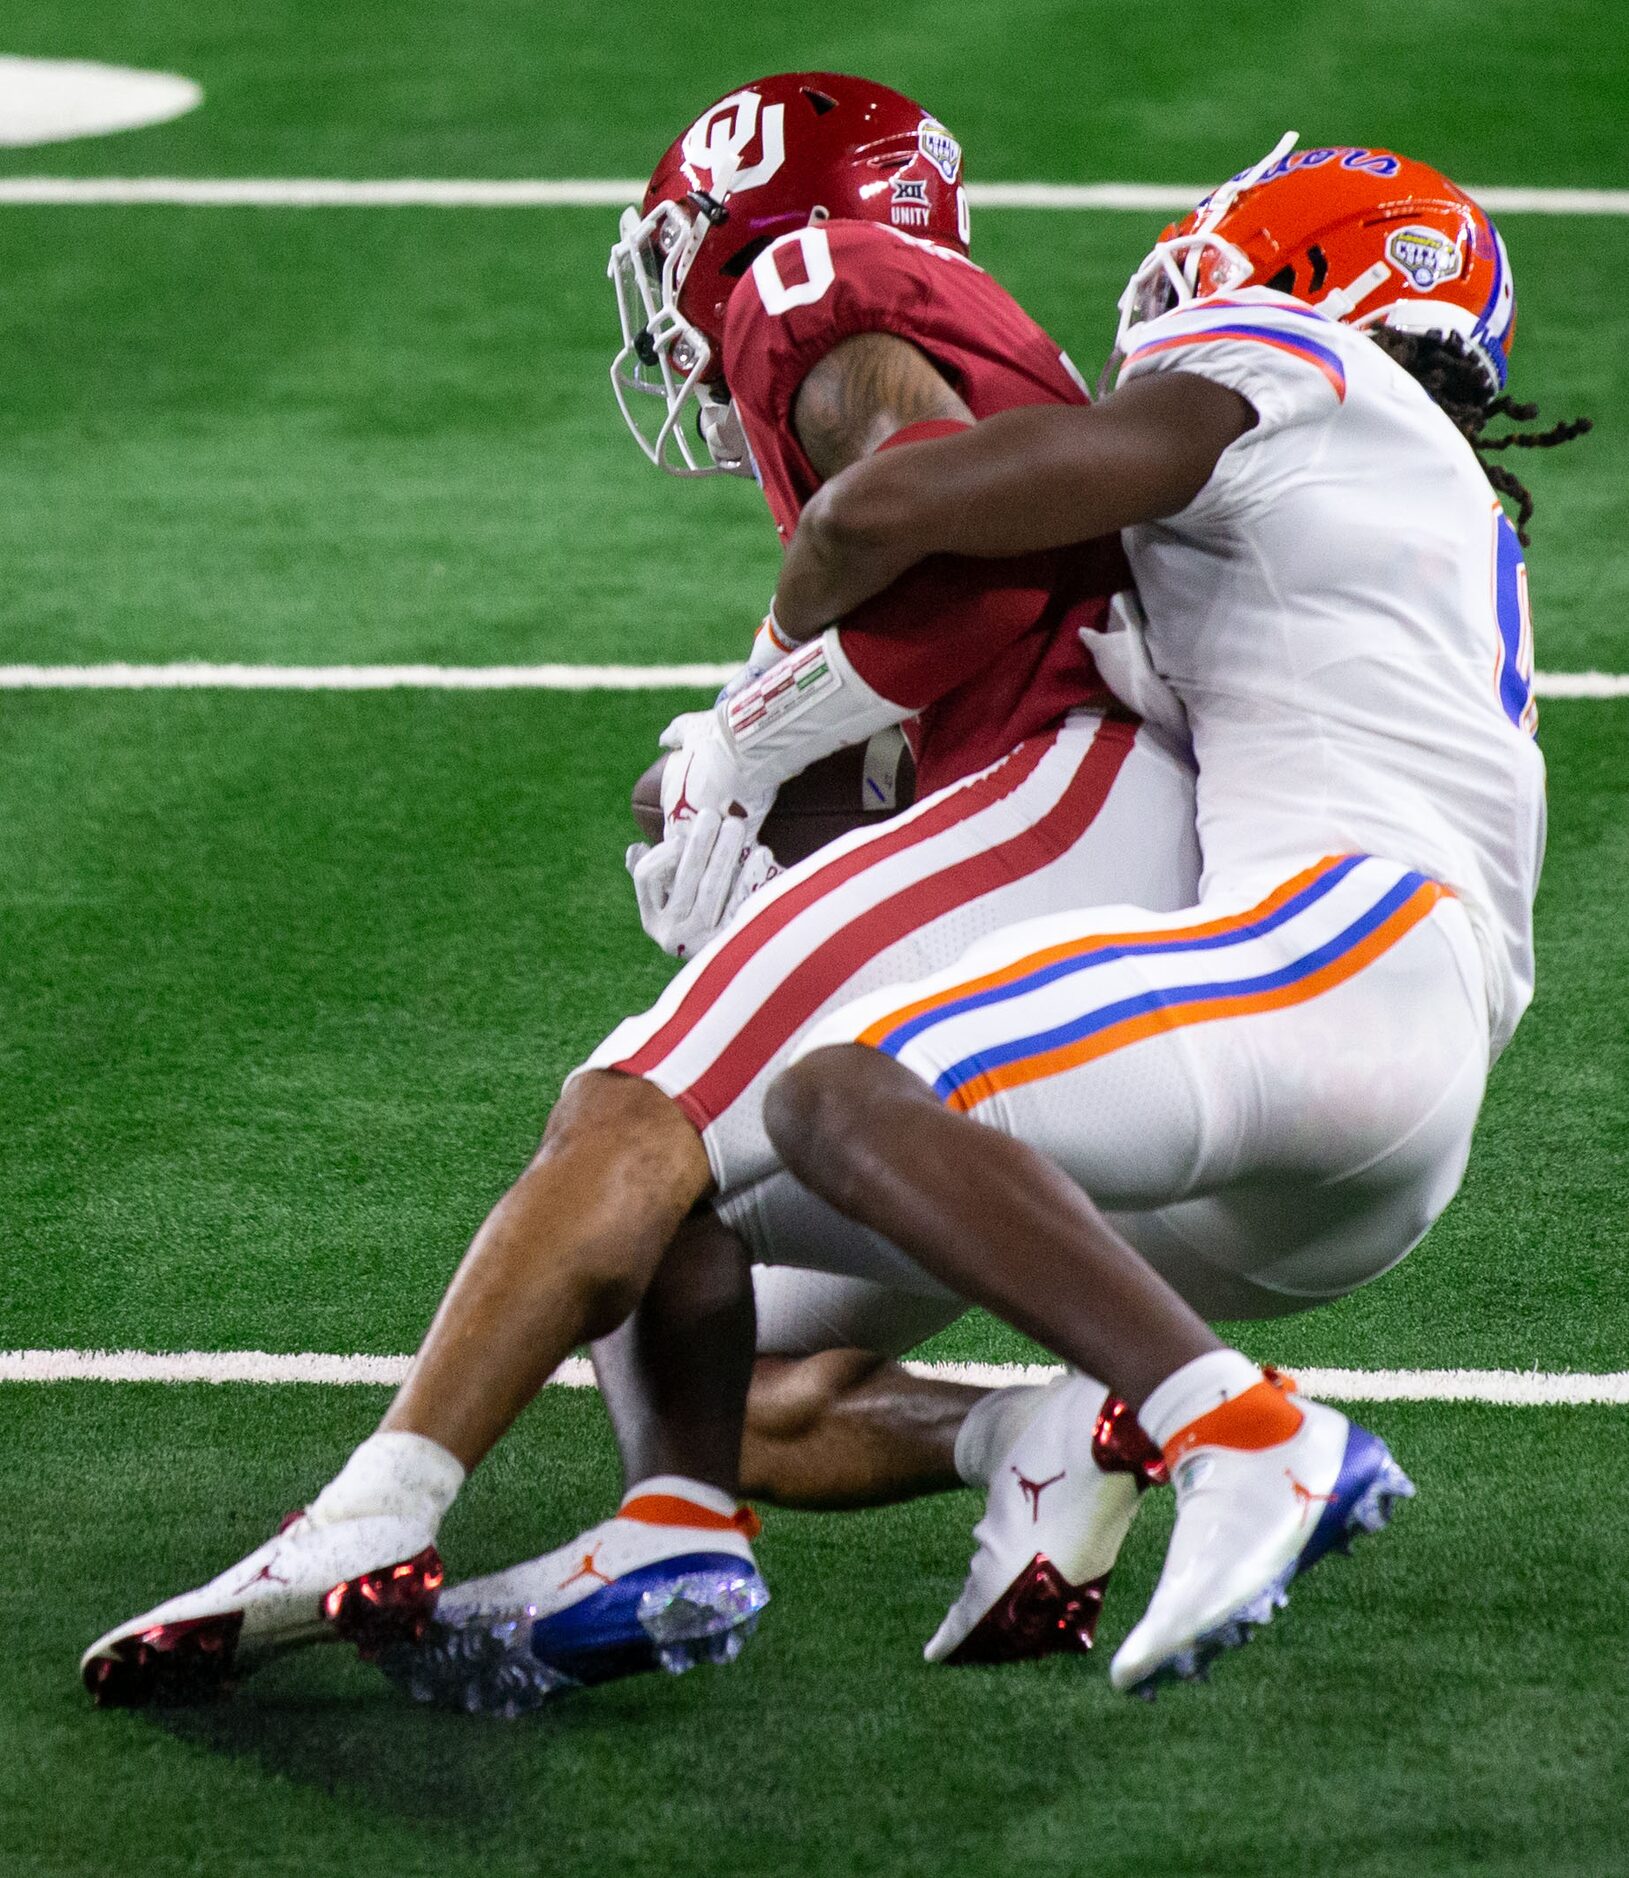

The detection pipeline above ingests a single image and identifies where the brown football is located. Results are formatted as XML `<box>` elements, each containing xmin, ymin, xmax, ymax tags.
<box><xmin>631</xmin><ymin>728</ymin><xmax>916</xmax><ymax>868</ymax></box>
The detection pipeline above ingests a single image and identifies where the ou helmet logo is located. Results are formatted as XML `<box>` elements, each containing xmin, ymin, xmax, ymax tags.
<box><xmin>681</xmin><ymin>89</ymin><xmax>787</xmax><ymax>196</ymax></box>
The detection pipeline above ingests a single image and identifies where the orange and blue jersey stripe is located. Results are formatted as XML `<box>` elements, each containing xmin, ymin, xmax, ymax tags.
<box><xmin>1123</xmin><ymin>317</ymin><xmax>1347</xmax><ymax>402</ymax></box>
<box><xmin>859</xmin><ymin>855</ymin><xmax>1449</xmax><ymax>1112</ymax></box>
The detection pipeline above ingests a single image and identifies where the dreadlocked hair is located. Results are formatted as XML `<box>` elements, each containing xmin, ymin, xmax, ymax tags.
<box><xmin>1370</xmin><ymin>327</ymin><xmax>1592</xmax><ymax>546</ymax></box>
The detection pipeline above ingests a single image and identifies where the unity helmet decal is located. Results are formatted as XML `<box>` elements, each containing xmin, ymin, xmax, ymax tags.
<box><xmin>608</xmin><ymin>72</ymin><xmax>970</xmax><ymax>476</ymax></box>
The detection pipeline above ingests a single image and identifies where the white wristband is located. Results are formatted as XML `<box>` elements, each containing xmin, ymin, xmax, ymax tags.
<box><xmin>761</xmin><ymin>601</ymin><xmax>798</xmax><ymax>658</ymax></box>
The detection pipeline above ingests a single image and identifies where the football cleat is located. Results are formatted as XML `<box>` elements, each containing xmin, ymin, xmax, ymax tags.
<box><xmin>81</xmin><ymin>1510</ymin><xmax>443</xmax><ymax>1707</ymax></box>
<box><xmin>1109</xmin><ymin>1374</ymin><xmax>1415</xmax><ymax>1698</ymax></box>
<box><xmin>380</xmin><ymin>1487</ymin><xmax>768</xmax><ymax>1718</ymax></box>
<box><xmin>925</xmin><ymin>1373</ymin><xmax>1163</xmax><ymax>1665</ymax></box>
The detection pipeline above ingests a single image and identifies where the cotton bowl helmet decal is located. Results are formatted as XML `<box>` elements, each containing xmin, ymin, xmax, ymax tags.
<box><xmin>1116</xmin><ymin>134</ymin><xmax>1517</xmax><ymax>392</ymax></box>
<box><xmin>609</xmin><ymin>72</ymin><xmax>970</xmax><ymax>474</ymax></box>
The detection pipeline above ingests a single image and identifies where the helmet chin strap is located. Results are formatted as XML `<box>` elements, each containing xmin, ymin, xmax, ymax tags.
<box><xmin>688</xmin><ymin>189</ymin><xmax>730</xmax><ymax>227</ymax></box>
<box><xmin>698</xmin><ymin>393</ymin><xmax>758</xmax><ymax>480</ymax></box>
<box><xmin>1317</xmin><ymin>260</ymin><xmax>1393</xmax><ymax>321</ymax></box>
<box><xmin>703</xmin><ymin>147</ymin><xmax>743</xmax><ymax>200</ymax></box>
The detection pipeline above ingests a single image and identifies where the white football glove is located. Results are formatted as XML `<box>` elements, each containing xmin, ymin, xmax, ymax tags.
<box><xmin>626</xmin><ymin>813</ymin><xmax>781</xmax><ymax>960</ymax></box>
<box><xmin>658</xmin><ymin>710</ymin><xmax>775</xmax><ymax>844</ymax></box>
<box><xmin>656</xmin><ymin>708</ymin><xmax>717</xmax><ymax>756</ymax></box>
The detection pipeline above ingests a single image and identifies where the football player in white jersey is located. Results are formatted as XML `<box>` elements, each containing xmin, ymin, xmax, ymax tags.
<box><xmin>751</xmin><ymin>136</ymin><xmax>1591</xmax><ymax>1693</ymax></box>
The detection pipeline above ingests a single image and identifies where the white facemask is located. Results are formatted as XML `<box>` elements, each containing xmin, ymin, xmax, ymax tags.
<box><xmin>1111</xmin><ymin>131</ymin><xmax>1300</xmax><ymax>360</ymax></box>
<box><xmin>607</xmin><ymin>198</ymin><xmax>742</xmax><ymax>476</ymax></box>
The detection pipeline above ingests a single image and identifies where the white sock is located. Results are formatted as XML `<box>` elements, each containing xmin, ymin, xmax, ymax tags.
<box><xmin>621</xmin><ymin>1475</ymin><xmax>740</xmax><ymax>1520</ymax></box>
<box><xmin>1139</xmin><ymin>1350</ymin><xmax>1264</xmax><ymax>1453</ymax></box>
<box><xmin>307</xmin><ymin>1431</ymin><xmax>466</xmax><ymax>1535</ymax></box>
<box><xmin>953</xmin><ymin>1383</ymin><xmax>1050</xmax><ymax>1488</ymax></box>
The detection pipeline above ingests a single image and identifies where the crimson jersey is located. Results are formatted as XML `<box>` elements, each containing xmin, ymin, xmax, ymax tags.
<box><xmin>721</xmin><ymin>219</ymin><xmax>1129</xmax><ymax>793</ymax></box>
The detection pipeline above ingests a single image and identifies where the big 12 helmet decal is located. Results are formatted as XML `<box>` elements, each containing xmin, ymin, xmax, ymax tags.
<box><xmin>608</xmin><ymin>72</ymin><xmax>970</xmax><ymax>475</ymax></box>
<box><xmin>1115</xmin><ymin>131</ymin><xmax>1517</xmax><ymax>393</ymax></box>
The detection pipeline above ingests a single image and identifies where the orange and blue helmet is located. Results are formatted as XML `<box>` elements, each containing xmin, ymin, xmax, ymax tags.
<box><xmin>1117</xmin><ymin>134</ymin><xmax>1517</xmax><ymax>392</ymax></box>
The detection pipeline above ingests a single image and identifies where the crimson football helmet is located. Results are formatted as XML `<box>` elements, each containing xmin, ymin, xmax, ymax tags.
<box><xmin>609</xmin><ymin>72</ymin><xmax>971</xmax><ymax>475</ymax></box>
<box><xmin>1116</xmin><ymin>132</ymin><xmax>1517</xmax><ymax>392</ymax></box>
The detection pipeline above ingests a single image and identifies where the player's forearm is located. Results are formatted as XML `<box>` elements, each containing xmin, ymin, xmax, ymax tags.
<box><xmin>773</xmin><ymin>402</ymin><xmax>1151</xmax><ymax>638</ymax></box>
<box><xmin>773</xmin><ymin>472</ymin><xmax>931</xmax><ymax>640</ymax></box>
<box><xmin>774</xmin><ymin>376</ymin><xmax>1254</xmax><ymax>636</ymax></box>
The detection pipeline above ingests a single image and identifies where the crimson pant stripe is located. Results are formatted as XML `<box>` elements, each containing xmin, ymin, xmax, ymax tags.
<box><xmin>616</xmin><ymin>733</ymin><xmax>1062</xmax><ymax>1077</ymax></box>
<box><xmin>669</xmin><ymin>718</ymin><xmax>1137</xmax><ymax>1129</ymax></box>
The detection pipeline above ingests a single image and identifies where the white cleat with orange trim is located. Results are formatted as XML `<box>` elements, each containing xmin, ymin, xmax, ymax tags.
<box><xmin>80</xmin><ymin>1509</ymin><xmax>444</xmax><ymax>1708</ymax></box>
<box><xmin>925</xmin><ymin>1373</ymin><xmax>1162</xmax><ymax>1665</ymax></box>
<box><xmin>1109</xmin><ymin>1371</ymin><xmax>1415</xmax><ymax>1698</ymax></box>
<box><xmin>381</xmin><ymin>1479</ymin><xmax>769</xmax><ymax>1718</ymax></box>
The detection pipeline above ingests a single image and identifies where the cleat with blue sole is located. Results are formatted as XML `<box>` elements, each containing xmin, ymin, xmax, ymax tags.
<box><xmin>383</xmin><ymin>1557</ymin><xmax>769</xmax><ymax>1716</ymax></box>
<box><xmin>379</xmin><ymin>1486</ymin><xmax>768</xmax><ymax>1718</ymax></box>
<box><xmin>531</xmin><ymin>1555</ymin><xmax>770</xmax><ymax>1686</ymax></box>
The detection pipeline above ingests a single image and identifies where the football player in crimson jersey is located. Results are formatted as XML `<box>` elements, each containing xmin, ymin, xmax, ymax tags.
<box><xmin>596</xmin><ymin>75</ymin><xmax>1182</xmax><ymax>1549</ymax></box>
<box><xmin>80</xmin><ymin>74</ymin><xmax>1207</xmax><ymax>1712</ymax></box>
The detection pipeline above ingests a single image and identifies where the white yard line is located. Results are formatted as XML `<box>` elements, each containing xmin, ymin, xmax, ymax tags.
<box><xmin>0</xmin><ymin>661</ymin><xmax>743</xmax><ymax>691</ymax></box>
<box><xmin>2</xmin><ymin>1347</ymin><xmax>1625</xmax><ymax>1403</ymax></box>
<box><xmin>2</xmin><ymin>663</ymin><xmax>1625</xmax><ymax>697</ymax></box>
<box><xmin>1527</xmin><ymin>671</ymin><xmax>1629</xmax><ymax>699</ymax></box>
<box><xmin>2</xmin><ymin>178</ymin><xmax>1627</xmax><ymax>214</ymax></box>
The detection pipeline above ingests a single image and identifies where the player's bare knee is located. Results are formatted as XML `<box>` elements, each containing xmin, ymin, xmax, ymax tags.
<box><xmin>767</xmin><ymin>1045</ymin><xmax>869</xmax><ymax>1165</ymax></box>
<box><xmin>767</xmin><ymin>1046</ymin><xmax>926</xmax><ymax>1196</ymax></box>
<box><xmin>540</xmin><ymin>1068</ymin><xmax>709</xmax><ymax>1197</ymax></box>
<box><xmin>541</xmin><ymin>1066</ymin><xmax>665</xmax><ymax>1149</ymax></box>
<box><xmin>746</xmin><ymin>1348</ymin><xmax>885</xmax><ymax>1443</ymax></box>
<box><xmin>501</xmin><ymin>1071</ymin><xmax>712</xmax><ymax>1333</ymax></box>
<box><xmin>740</xmin><ymin>1350</ymin><xmax>888</xmax><ymax>1501</ymax></box>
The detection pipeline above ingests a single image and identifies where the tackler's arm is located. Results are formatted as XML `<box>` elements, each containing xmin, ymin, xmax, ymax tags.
<box><xmin>773</xmin><ymin>372</ymin><xmax>1257</xmax><ymax>639</ymax></box>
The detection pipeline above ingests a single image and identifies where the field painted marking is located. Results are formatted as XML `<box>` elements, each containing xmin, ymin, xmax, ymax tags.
<box><xmin>2</xmin><ymin>178</ymin><xmax>1627</xmax><ymax>214</ymax></box>
<box><xmin>3</xmin><ymin>663</ymin><xmax>1626</xmax><ymax>697</ymax></box>
<box><xmin>0</xmin><ymin>59</ymin><xmax>202</xmax><ymax>148</ymax></box>
<box><xmin>0</xmin><ymin>661</ymin><xmax>744</xmax><ymax>691</ymax></box>
<box><xmin>3</xmin><ymin>1348</ymin><xmax>1626</xmax><ymax>1403</ymax></box>
<box><xmin>1528</xmin><ymin>671</ymin><xmax>1629</xmax><ymax>698</ymax></box>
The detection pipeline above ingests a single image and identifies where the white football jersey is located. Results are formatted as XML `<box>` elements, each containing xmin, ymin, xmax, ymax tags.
<box><xmin>1115</xmin><ymin>287</ymin><xmax>1546</xmax><ymax>1056</ymax></box>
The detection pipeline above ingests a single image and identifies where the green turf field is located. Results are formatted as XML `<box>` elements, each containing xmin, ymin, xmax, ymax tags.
<box><xmin>3</xmin><ymin>4</ymin><xmax>1627</xmax><ymax>1873</ymax></box>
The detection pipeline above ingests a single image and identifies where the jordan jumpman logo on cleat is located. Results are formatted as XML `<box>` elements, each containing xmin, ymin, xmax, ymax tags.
<box><xmin>1286</xmin><ymin>1473</ymin><xmax>1337</xmax><ymax>1525</ymax></box>
<box><xmin>1012</xmin><ymin>1467</ymin><xmax>1066</xmax><ymax>1522</ymax></box>
<box><xmin>557</xmin><ymin>1546</ymin><xmax>615</xmax><ymax>1592</ymax></box>
<box><xmin>235</xmin><ymin>1560</ymin><xmax>292</xmax><ymax>1591</ymax></box>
